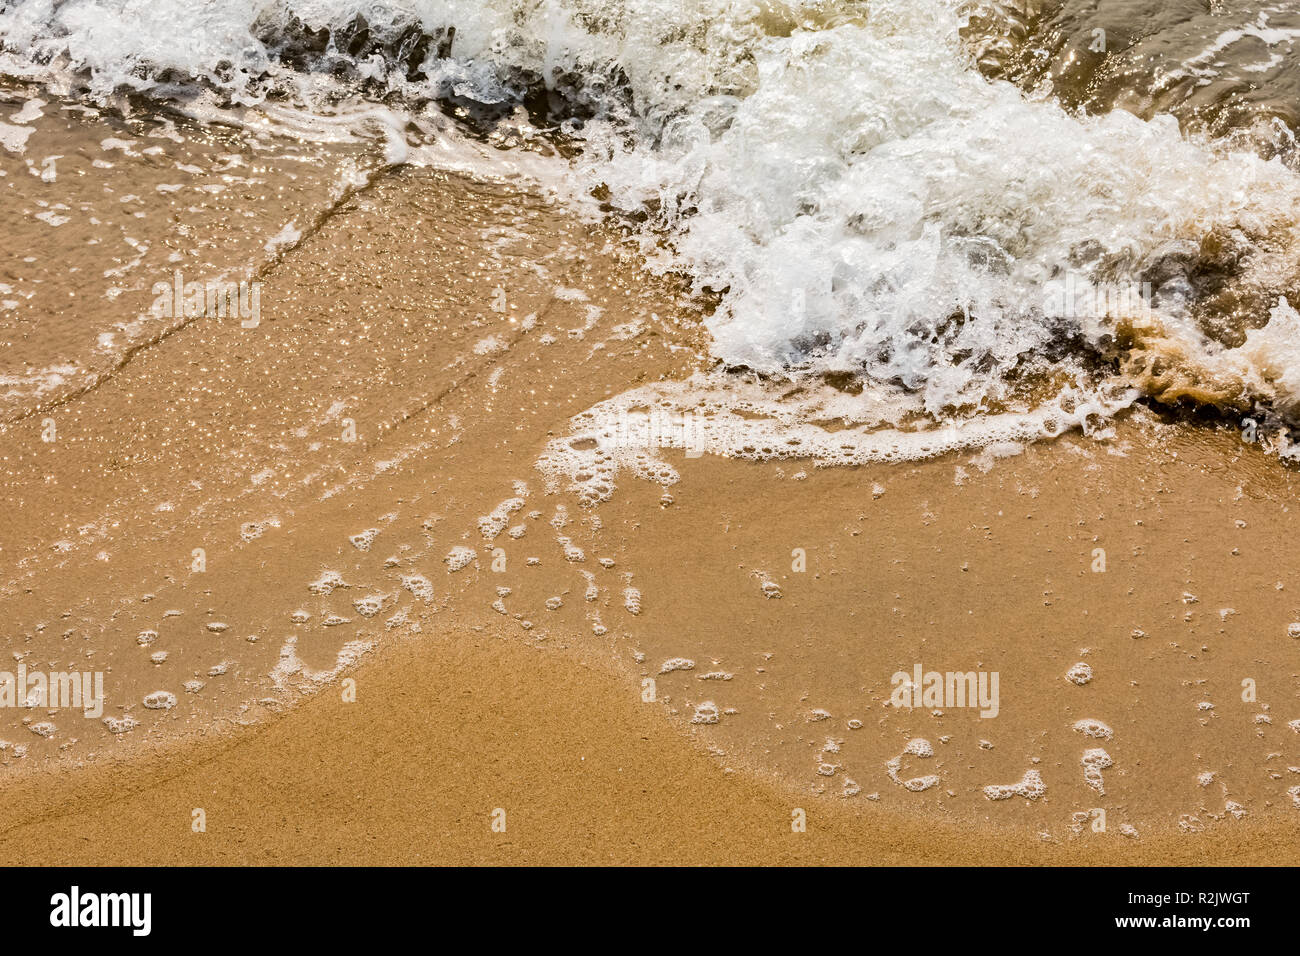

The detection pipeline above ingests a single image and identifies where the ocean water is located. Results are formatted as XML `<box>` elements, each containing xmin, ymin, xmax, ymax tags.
<box><xmin>4</xmin><ymin>3</ymin><xmax>1300</xmax><ymax>833</ymax></box>
<box><xmin>2</xmin><ymin>0</ymin><xmax>1300</xmax><ymax>444</ymax></box>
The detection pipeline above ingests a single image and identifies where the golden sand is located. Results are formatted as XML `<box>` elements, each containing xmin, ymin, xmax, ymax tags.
<box><xmin>2</xmin><ymin>107</ymin><xmax>1299</xmax><ymax>863</ymax></box>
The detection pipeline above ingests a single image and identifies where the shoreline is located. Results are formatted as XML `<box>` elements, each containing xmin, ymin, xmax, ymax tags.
<box><xmin>0</xmin><ymin>105</ymin><xmax>1298</xmax><ymax>863</ymax></box>
<box><xmin>0</xmin><ymin>614</ymin><xmax>1295</xmax><ymax>865</ymax></box>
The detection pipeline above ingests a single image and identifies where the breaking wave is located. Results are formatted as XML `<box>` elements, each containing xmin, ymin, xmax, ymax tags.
<box><xmin>5</xmin><ymin>0</ymin><xmax>1300</xmax><ymax>448</ymax></box>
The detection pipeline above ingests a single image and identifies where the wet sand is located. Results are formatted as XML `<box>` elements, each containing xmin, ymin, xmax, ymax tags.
<box><xmin>0</xmin><ymin>616</ymin><xmax>1294</xmax><ymax>866</ymax></box>
<box><xmin>2</xmin><ymin>100</ymin><xmax>1300</xmax><ymax>864</ymax></box>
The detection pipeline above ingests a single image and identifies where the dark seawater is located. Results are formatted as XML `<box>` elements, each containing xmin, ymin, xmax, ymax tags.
<box><xmin>966</xmin><ymin>1</ymin><xmax>1300</xmax><ymax>151</ymax></box>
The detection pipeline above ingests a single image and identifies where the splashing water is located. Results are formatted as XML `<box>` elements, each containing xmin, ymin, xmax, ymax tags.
<box><xmin>4</xmin><ymin>0</ymin><xmax>1300</xmax><ymax>440</ymax></box>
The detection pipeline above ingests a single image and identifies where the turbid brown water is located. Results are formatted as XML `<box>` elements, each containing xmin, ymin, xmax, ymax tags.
<box><xmin>965</xmin><ymin>0</ymin><xmax>1300</xmax><ymax>144</ymax></box>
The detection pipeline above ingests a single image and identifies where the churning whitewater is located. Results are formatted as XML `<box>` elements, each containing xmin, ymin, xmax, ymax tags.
<box><xmin>4</xmin><ymin>0</ymin><xmax>1300</xmax><ymax>451</ymax></box>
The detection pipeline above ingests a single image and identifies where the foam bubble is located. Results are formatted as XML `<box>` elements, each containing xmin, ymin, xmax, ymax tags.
<box><xmin>1082</xmin><ymin>748</ymin><xmax>1113</xmax><ymax>794</ymax></box>
<box><xmin>1066</xmin><ymin>662</ymin><xmax>1093</xmax><ymax>685</ymax></box>
<box><xmin>400</xmin><ymin>574</ymin><xmax>433</xmax><ymax>602</ymax></box>
<box><xmin>353</xmin><ymin>594</ymin><xmax>386</xmax><ymax>617</ymax></box>
<box><xmin>887</xmin><ymin>738</ymin><xmax>940</xmax><ymax>792</ymax></box>
<box><xmin>691</xmin><ymin>701</ymin><xmax>720</xmax><ymax>725</ymax></box>
<box><xmin>349</xmin><ymin>528</ymin><xmax>380</xmax><ymax>552</ymax></box>
<box><xmin>445</xmin><ymin>546</ymin><xmax>476</xmax><ymax>572</ymax></box>
<box><xmin>478</xmin><ymin>497</ymin><xmax>524</xmax><ymax>540</ymax></box>
<box><xmin>537</xmin><ymin>374</ymin><xmax>1129</xmax><ymax>506</ymax></box>
<box><xmin>308</xmin><ymin>570</ymin><xmax>346</xmax><ymax>595</ymax></box>
<box><xmin>102</xmin><ymin>715</ymin><xmax>138</xmax><ymax>734</ymax></box>
<box><xmin>983</xmin><ymin>769</ymin><xmax>1046</xmax><ymax>801</ymax></box>
<box><xmin>1073</xmin><ymin>718</ymin><xmax>1114</xmax><ymax>740</ymax></box>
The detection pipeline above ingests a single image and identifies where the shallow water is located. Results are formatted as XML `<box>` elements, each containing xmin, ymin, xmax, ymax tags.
<box><xmin>2</xmin><ymin>0</ymin><xmax>1300</xmax><ymax>440</ymax></box>
<box><xmin>3</xmin><ymin>0</ymin><xmax>1300</xmax><ymax>842</ymax></box>
<box><xmin>966</xmin><ymin>1</ymin><xmax>1300</xmax><ymax>141</ymax></box>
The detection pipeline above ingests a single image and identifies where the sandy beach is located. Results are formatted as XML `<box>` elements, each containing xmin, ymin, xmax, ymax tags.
<box><xmin>2</xmin><ymin>116</ymin><xmax>1299</xmax><ymax>863</ymax></box>
<box><xmin>0</xmin><ymin>613</ymin><xmax>1295</xmax><ymax>866</ymax></box>
<box><xmin>2</xmin><ymin>0</ymin><xmax>1300</xmax><ymax>872</ymax></box>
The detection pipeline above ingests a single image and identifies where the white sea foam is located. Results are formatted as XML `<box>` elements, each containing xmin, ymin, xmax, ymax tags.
<box><xmin>983</xmin><ymin>769</ymin><xmax>1046</xmax><ymax>801</ymax></box>
<box><xmin>1073</xmin><ymin>718</ymin><xmax>1114</xmax><ymax>740</ymax></box>
<box><xmin>538</xmin><ymin>372</ymin><xmax>1128</xmax><ymax>504</ymax></box>
<box><xmin>6</xmin><ymin>0</ymin><xmax>1300</xmax><ymax>445</ymax></box>
<box><xmin>886</xmin><ymin>738</ymin><xmax>940</xmax><ymax>793</ymax></box>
